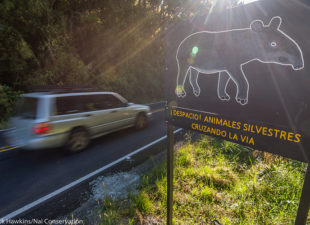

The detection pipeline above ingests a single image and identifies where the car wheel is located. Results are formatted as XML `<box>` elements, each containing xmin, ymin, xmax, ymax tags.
<box><xmin>135</xmin><ymin>113</ymin><xmax>148</xmax><ymax>129</ymax></box>
<box><xmin>66</xmin><ymin>128</ymin><xmax>90</xmax><ymax>153</ymax></box>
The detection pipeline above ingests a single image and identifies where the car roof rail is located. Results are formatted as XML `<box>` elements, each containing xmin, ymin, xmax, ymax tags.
<box><xmin>27</xmin><ymin>85</ymin><xmax>97</xmax><ymax>93</ymax></box>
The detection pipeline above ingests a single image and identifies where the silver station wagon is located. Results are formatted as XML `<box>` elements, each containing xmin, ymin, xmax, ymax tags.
<box><xmin>5</xmin><ymin>91</ymin><xmax>152</xmax><ymax>153</ymax></box>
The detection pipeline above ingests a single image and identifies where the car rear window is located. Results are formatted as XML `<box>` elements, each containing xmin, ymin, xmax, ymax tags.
<box><xmin>14</xmin><ymin>97</ymin><xmax>38</xmax><ymax>119</ymax></box>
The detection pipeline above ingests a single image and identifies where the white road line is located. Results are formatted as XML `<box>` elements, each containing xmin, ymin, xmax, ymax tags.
<box><xmin>1</xmin><ymin>128</ymin><xmax>182</xmax><ymax>220</ymax></box>
<box><xmin>0</xmin><ymin>128</ymin><xmax>11</xmax><ymax>133</ymax></box>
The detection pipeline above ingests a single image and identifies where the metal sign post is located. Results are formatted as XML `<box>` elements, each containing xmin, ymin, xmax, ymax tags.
<box><xmin>167</xmin><ymin>122</ymin><xmax>174</xmax><ymax>225</ymax></box>
<box><xmin>295</xmin><ymin>165</ymin><xmax>310</xmax><ymax>225</ymax></box>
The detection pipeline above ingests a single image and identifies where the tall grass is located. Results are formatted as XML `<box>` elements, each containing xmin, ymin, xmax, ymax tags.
<box><xmin>98</xmin><ymin>136</ymin><xmax>309</xmax><ymax>225</ymax></box>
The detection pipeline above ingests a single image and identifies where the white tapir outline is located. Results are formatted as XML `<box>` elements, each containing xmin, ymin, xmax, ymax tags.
<box><xmin>175</xmin><ymin>16</ymin><xmax>305</xmax><ymax>105</ymax></box>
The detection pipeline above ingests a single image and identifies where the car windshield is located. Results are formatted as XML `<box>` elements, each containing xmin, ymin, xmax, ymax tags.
<box><xmin>13</xmin><ymin>97</ymin><xmax>38</xmax><ymax>119</ymax></box>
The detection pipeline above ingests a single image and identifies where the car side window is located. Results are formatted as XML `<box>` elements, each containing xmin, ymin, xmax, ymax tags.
<box><xmin>56</xmin><ymin>96</ymin><xmax>82</xmax><ymax>115</ymax></box>
<box><xmin>84</xmin><ymin>95</ymin><xmax>106</xmax><ymax>111</ymax></box>
<box><xmin>56</xmin><ymin>94</ymin><xmax>126</xmax><ymax>114</ymax></box>
<box><xmin>97</xmin><ymin>94</ymin><xmax>126</xmax><ymax>110</ymax></box>
<box><xmin>78</xmin><ymin>95</ymin><xmax>97</xmax><ymax>112</ymax></box>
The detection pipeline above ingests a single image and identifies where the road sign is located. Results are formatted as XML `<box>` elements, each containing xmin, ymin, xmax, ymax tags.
<box><xmin>166</xmin><ymin>1</ymin><xmax>310</xmax><ymax>224</ymax></box>
<box><xmin>166</xmin><ymin>0</ymin><xmax>310</xmax><ymax>163</ymax></box>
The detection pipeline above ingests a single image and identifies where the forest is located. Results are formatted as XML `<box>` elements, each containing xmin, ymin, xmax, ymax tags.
<box><xmin>0</xmin><ymin>0</ymin><xmax>236</xmax><ymax>126</ymax></box>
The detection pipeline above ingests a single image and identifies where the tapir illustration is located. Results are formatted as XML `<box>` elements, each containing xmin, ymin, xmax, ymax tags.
<box><xmin>175</xmin><ymin>16</ymin><xmax>304</xmax><ymax>105</ymax></box>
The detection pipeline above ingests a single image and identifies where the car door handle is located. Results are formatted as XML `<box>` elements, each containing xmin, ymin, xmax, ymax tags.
<box><xmin>84</xmin><ymin>114</ymin><xmax>92</xmax><ymax>117</ymax></box>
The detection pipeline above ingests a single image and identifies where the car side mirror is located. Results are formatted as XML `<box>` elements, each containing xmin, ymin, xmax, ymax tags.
<box><xmin>128</xmin><ymin>102</ymin><xmax>134</xmax><ymax>106</ymax></box>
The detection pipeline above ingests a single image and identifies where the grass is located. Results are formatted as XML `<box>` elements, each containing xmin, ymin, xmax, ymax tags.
<box><xmin>96</xmin><ymin>135</ymin><xmax>309</xmax><ymax>225</ymax></box>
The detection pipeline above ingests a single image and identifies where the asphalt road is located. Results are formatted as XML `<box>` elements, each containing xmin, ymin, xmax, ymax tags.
<box><xmin>0</xmin><ymin>107</ymin><xmax>168</xmax><ymax>218</ymax></box>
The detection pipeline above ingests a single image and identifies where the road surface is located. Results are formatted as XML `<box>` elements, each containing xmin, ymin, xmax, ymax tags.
<box><xmin>0</xmin><ymin>105</ymin><xmax>170</xmax><ymax>218</ymax></box>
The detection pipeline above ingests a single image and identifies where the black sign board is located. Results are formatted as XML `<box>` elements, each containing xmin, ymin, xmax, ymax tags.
<box><xmin>166</xmin><ymin>0</ymin><xmax>310</xmax><ymax>163</ymax></box>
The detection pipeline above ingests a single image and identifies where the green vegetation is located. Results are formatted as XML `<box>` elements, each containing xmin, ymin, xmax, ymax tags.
<box><xmin>0</xmin><ymin>85</ymin><xmax>20</xmax><ymax>128</ymax></box>
<box><xmin>0</xmin><ymin>0</ymin><xmax>219</xmax><ymax>126</ymax></box>
<box><xmin>97</xmin><ymin>135</ymin><xmax>309</xmax><ymax>225</ymax></box>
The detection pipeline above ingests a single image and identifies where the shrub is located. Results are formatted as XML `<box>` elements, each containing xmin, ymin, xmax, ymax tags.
<box><xmin>0</xmin><ymin>85</ymin><xmax>21</xmax><ymax>127</ymax></box>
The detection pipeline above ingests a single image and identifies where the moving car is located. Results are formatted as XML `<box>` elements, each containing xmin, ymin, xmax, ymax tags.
<box><xmin>5</xmin><ymin>91</ymin><xmax>152</xmax><ymax>153</ymax></box>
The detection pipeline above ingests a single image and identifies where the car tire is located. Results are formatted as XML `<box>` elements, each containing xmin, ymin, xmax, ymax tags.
<box><xmin>66</xmin><ymin>127</ymin><xmax>90</xmax><ymax>153</ymax></box>
<box><xmin>135</xmin><ymin>113</ymin><xmax>148</xmax><ymax>130</ymax></box>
